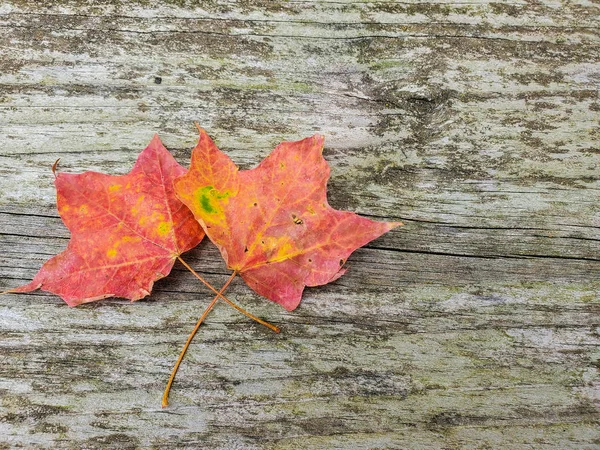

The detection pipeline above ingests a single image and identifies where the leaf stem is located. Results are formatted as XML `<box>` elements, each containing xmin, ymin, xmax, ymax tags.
<box><xmin>52</xmin><ymin>158</ymin><xmax>60</xmax><ymax>177</ymax></box>
<box><xmin>177</xmin><ymin>256</ymin><xmax>280</xmax><ymax>333</ymax></box>
<box><xmin>161</xmin><ymin>270</ymin><xmax>237</xmax><ymax>408</ymax></box>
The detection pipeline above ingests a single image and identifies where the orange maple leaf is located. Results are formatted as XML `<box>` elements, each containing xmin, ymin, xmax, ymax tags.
<box><xmin>175</xmin><ymin>127</ymin><xmax>402</xmax><ymax>311</ymax></box>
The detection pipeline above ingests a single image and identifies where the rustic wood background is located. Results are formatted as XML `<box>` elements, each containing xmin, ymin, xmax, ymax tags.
<box><xmin>1</xmin><ymin>1</ymin><xmax>599</xmax><ymax>449</ymax></box>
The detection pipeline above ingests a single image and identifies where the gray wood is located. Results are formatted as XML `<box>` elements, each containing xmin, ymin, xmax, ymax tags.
<box><xmin>1</xmin><ymin>1</ymin><xmax>599</xmax><ymax>448</ymax></box>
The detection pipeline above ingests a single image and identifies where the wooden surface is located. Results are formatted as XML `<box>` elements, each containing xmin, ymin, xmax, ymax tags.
<box><xmin>1</xmin><ymin>1</ymin><xmax>599</xmax><ymax>448</ymax></box>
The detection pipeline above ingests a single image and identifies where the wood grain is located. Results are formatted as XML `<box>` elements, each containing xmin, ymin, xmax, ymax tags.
<box><xmin>0</xmin><ymin>1</ymin><xmax>598</xmax><ymax>448</ymax></box>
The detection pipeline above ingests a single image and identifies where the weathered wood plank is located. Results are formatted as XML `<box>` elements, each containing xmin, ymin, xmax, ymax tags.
<box><xmin>1</xmin><ymin>0</ymin><xmax>599</xmax><ymax>448</ymax></box>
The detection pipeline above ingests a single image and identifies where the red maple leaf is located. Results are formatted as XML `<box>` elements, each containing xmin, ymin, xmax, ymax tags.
<box><xmin>13</xmin><ymin>135</ymin><xmax>205</xmax><ymax>306</ymax></box>
<box><xmin>174</xmin><ymin>127</ymin><xmax>402</xmax><ymax>311</ymax></box>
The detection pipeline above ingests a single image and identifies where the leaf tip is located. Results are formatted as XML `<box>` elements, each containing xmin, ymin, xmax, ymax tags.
<box><xmin>10</xmin><ymin>281</ymin><xmax>41</xmax><ymax>295</ymax></box>
<box><xmin>193</xmin><ymin>122</ymin><xmax>207</xmax><ymax>136</ymax></box>
<box><xmin>64</xmin><ymin>296</ymin><xmax>86</xmax><ymax>307</ymax></box>
<box><xmin>149</xmin><ymin>133</ymin><xmax>164</xmax><ymax>148</ymax></box>
<box><xmin>312</xmin><ymin>134</ymin><xmax>325</xmax><ymax>152</ymax></box>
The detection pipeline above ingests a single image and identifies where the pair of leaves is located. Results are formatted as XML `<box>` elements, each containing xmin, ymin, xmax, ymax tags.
<box><xmin>13</xmin><ymin>128</ymin><xmax>400</xmax><ymax>311</ymax></box>
<box><xmin>9</xmin><ymin>127</ymin><xmax>401</xmax><ymax>407</ymax></box>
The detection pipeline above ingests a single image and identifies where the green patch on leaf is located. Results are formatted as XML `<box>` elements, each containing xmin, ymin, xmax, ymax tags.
<box><xmin>195</xmin><ymin>186</ymin><xmax>231</xmax><ymax>215</ymax></box>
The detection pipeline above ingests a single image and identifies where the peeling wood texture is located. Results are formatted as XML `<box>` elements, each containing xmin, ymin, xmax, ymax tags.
<box><xmin>1</xmin><ymin>1</ymin><xmax>599</xmax><ymax>449</ymax></box>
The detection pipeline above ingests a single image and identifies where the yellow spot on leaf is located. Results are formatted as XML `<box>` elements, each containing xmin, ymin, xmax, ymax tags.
<box><xmin>107</xmin><ymin>236</ymin><xmax>140</xmax><ymax>259</ymax></box>
<box><xmin>109</xmin><ymin>184</ymin><xmax>122</xmax><ymax>192</ymax></box>
<box><xmin>260</xmin><ymin>236</ymin><xmax>296</xmax><ymax>262</ymax></box>
<box><xmin>275</xmin><ymin>240</ymin><xmax>295</xmax><ymax>260</ymax></box>
<box><xmin>79</xmin><ymin>204</ymin><xmax>89</xmax><ymax>215</ymax></box>
<box><xmin>157</xmin><ymin>221</ymin><xmax>172</xmax><ymax>236</ymax></box>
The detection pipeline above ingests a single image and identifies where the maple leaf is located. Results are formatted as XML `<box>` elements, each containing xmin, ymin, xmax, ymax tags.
<box><xmin>174</xmin><ymin>127</ymin><xmax>402</xmax><ymax>311</ymax></box>
<box><xmin>13</xmin><ymin>135</ymin><xmax>205</xmax><ymax>306</ymax></box>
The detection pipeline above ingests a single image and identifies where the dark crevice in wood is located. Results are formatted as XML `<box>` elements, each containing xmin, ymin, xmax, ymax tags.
<box><xmin>373</xmin><ymin>246</ymin><xmax>600</xmax><ymax>263</ymax></box>
<box><xmin>3</xmin><ymin>22</ymin><xmax>597</xmax><ymax>45</ymax></box>
<box><xmin>0</xmin><ymin>210</ymin><xmax>60</xmax><ymax>219</ymax></box>
<box><xmin>391</xmin><ymin>215</ymin><xmax>592</xmax><ymax>232</ymax></box>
